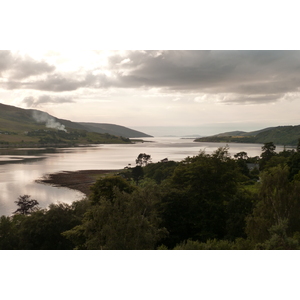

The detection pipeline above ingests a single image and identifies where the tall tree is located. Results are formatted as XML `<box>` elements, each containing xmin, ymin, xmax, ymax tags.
<box><xmin>246</xmin><ymin>165</ymin><xmax>300</xmax><ymax>244</ymax></box>
<box><xmin>131</xmin><ymin>166</ymin><xmax>144</xmax><ymax>184</ymax></box>
<box><xmin>90</xmin><ymin>175</ymin><xmax>135</xmax><ymax>205</ymax></box>
<box><xmin>234</xmin><ymin>151</ymin><xmax>248</xmax><ymax>160</ymax></box>
<box><xmin>161</xmin><ymin>147</ymin><xmax>241</xmax><ymax>247</ymax></box>
<box><xmin>64</xmin><ymin>183</ymin><xmax>167</xmax><ymax>250</ymax></box>
<box><xmin>0</xmin><ymin>216</ymin><xmax>19</xmax><ymax>249</ymax></box>
<box><xmin>288</xmin><ymin>146</ymin><xmax>300</xmax><ymax>180</ymax></box>
<box><xmin>136</xmin><ymin>153</ymin><xmax>151</xmax><ymax>167</ymax></box>
<box><xmin>13</xmin><ymin>195</ymin><xmax>39</xmax><ymax>215</ymax></box>
<box><xmin>260</xmin><ymin>142</ymin><xmax>276</xmax><ymax>170</ymax></box>
<box><xmin>234</xmin><ymin>151</ymin><xmax>250</xmax><ymax>177</ymax></box>
<box><xmin>297</xmin><ymin>138</ymin><xmax>300</xmax><ymax>153</ymax></box>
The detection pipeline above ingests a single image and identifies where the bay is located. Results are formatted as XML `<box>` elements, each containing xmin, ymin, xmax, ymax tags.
<box><xmin>0</xmin><ymin>137</ymin><xmax>291</xmax><ymax>216</ymax></box>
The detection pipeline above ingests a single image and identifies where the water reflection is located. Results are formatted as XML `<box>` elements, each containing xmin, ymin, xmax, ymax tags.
<box><xmin>0</xmin><ymin>138</ymin><xmax>293</xmax><ymax>216</ymax></box>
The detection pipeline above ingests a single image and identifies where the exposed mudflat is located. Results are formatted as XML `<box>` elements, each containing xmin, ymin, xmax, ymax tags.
<box><xmin>37</xmin><ymin>169</ymin><xmax>118</xmax><ymax>196</ymax></box>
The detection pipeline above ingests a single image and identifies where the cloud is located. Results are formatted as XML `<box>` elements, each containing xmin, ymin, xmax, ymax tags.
<box><xmin>0</xmin><ymin>50</ymin><xmax>55</xmax><ymax>79</ymax></box>
<box><xmin>3</xmin><ymin>74</ymin><xmax>85</xmax><ymax>92</ymax></box>
<box><xmin>3</xmin><ymin>71</ymin><xmax>116</xmax><ymax>92</ymax></box>
<box><xmin>22</xmin><ymin>95</ymin><xmax>75</xmax><ymax>107</ymax></box>
<box><xmin>10</xmin><ymin>56</ymin><xmax>55</xmax><ymax>79</ymax></box>
<box><xmin>3</xmin><ymin>50</ymin><xmax>300</xmax><ymax>106</ymax></box>
<box><xmin>30</xmin><ymin>74</ymin><xmax>85</xmax><ymax>91</ymax></box>
<box><xmin>280</xmin><ymin>92</ymin><xmax>300</xmax><ymax>102</ymax></box>
<box><xmin>105</xmin><ymin>50</ymin><xmax>300</xmax><ymax>103</ymax></box>
<box><xmin>0</xmin><ymin>50</ymin><xmax>13</xmax><ymax>72</ymax></box>
<box><xmin>221</xmin><ymin>94</ymin><xmax>281</xmax><ymax>105</ymax></box>
<box><xmin>106</xmin><ymin>51</ymin><xmax>300</xmax><ymax>94</ymax></box>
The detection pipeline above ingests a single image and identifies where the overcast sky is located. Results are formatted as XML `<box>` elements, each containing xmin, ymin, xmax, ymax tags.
<box><xmin>1</xmin><ymin>50</ymin><xmax>300</xmax><ymax>136</ymax></box>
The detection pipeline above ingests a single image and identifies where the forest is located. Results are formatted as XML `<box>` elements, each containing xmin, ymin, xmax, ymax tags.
<box><xmin>2</xmin><ymin>141</ymin><xmax>300</xmax><ymax>250</ymax></box>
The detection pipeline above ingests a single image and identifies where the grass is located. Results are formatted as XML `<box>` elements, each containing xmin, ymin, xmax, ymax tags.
<box><xmin>0</xmin><ymin>128</ymin><xmax>131</xmax><ymax>147</ymax></box>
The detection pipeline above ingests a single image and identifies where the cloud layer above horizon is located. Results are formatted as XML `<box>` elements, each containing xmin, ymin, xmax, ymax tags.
<box><xmin>1</xmin><ymin>50</ymin><xmax>300</xmax><ymax>135</ymax></box>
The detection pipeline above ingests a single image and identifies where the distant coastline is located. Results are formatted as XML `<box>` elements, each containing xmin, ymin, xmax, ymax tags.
<box><xmin>194</xmin><ymin>125</ymin><xmax>300</xmax><ymax>146</ymax></box>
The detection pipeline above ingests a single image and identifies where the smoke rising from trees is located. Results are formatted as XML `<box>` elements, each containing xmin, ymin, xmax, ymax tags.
<box><xmin>32</xmin><ymin>110</ymin><xmax>67</xmax><ymax>132</ymax></box>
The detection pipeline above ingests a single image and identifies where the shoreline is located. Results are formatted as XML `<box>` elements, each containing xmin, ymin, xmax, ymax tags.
<box><xmin>37</xmin><ymin>169</ymin><xmax>120</xmax><ymax>196</ymax></box>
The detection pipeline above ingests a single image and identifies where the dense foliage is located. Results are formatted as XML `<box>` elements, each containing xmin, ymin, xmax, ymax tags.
<box><xmin>2</xmin><ymin>141</ymin><xmax>300</xmax><ymax>250</ymax></box>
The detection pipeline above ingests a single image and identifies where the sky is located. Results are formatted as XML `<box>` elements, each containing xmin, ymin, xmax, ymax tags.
<box><xmin>1</xmin><ymin>50</ymin><xmax>300</xmax><ymax>136</ymax></box>
<box><xmin>1</xmin><ymin>1</ymin><xmax>300</xmax><ymax>137</ymax></box>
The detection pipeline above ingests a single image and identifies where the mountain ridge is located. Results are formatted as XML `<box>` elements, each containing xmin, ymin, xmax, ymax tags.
<box><xmin>0</xmin><ymin>103</ymin><xmax>151</xmax><ymax>146</ymax></box>
<box><xmin>0</xmin><ymin>103</ymin><xmax>151</xmax><ymax>138</ymax></box>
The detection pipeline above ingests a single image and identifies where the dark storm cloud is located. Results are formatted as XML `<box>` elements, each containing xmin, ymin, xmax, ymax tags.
<box><xmin>0</xmin><ymin>50</ymin><xmax>55</xmax><ymax>79</ymax></box>
<box><xmin>113</xmin><ymin>51</ymin><xmax>295</xmax><ymax>92</ymax></box>
<box><xmin>106</xmin><ymin>50</ymin><xmax>300</xmax><ymax>103</ymax></box>
<box><xmin>23</xmin><ymin>95</ymin><xmax>75</xmax><ymax>107</ymax></box>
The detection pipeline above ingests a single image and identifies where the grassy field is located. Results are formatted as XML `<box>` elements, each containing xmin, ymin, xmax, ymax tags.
<box><xmin>0</xmin><ymin>128</ymin><xmax>131</xmax><ymax>147</ymax></box>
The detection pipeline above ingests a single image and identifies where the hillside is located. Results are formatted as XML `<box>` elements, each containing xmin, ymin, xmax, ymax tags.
<box><xmin>79</xmin><ymin>122</ymin><xmax>152</xmax><ymax>138</ymax></box>
<box><xmin>213</xmin><ymin>127</ymin><xmax>275</xmax><ymax>137</ymax></box>
<box><xmin>195</xmin><ymin>125</ymin><xmax>300</xmax><ymax>146</ymax></box>
<box><xmin>0</xmin><ymin>103</ymin><xmax>141</xmax><ymax>146</ymax></box>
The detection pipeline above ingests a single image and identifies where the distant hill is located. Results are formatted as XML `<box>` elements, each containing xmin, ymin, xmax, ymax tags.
<box><xmin>0</xmin><ymin>103</ymin><xmax>150</xmax><ymax>146</ymax></box>
<box><xmin>79</xmin><ymin>122</ymin><xmax>152</xmax><ymax>138</ymax></box>
<box><xmin>214</xmin><ymin>127</ymin><xmax>275</xmax><ymax>137</ymax></box>
<box><xmin>195</xmin><ymin>125</ymin><xmax>300</xmax><ymax>146</ymax></box>
<box><xmin>182</xmin><ymin>134</ymin><xmax>202</xmax><ymax>138</ymax></box>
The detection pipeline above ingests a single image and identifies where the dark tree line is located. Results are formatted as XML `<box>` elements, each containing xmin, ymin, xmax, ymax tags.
<box><xmin>2</xmin><ymin>141</ymin><xmax>300</xmax><ymax>250</ymax></box>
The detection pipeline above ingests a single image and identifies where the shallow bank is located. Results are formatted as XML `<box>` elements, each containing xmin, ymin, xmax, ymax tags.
<box><xmin>37</xmin><ymin>169</ymin><xmax>119</xmax><ymax>196</ymax></box>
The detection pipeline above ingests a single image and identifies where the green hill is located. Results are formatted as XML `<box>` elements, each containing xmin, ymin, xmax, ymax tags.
<box><xmin>195</xmin><ymin>125</ymin><xmax>300</xmax><ymax>146</ymax></box>
<box><xmin>0</xmin><ymin>104</ymin><xmax>39</xmax><ymax>132</ymax></box>
<box><xmin>214</xmin><ymin>127</ymin><xmax>275</xmax><ymax>137</ymax></box>
<box><xmin>0</xmin><ymin>103</ymin><xmax>144</xmax><ymax>147</ymax></box>
<box><xmin>253</xmin><ymin>126</ymin><xmax>300</xmax><ymax>145</ymax></box>
<box><xmin>79</xmin><ymin>122</ymin><xmax>152</xmax><ymax>138</ymax></box>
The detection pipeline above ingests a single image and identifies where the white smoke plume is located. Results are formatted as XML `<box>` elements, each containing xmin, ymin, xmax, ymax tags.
<box><xmin>32</xmin><ymin>111</ymin><xmax>67</xmax><ymax>132</ymax></box>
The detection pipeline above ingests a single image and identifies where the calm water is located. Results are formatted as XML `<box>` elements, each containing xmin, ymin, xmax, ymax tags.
<box><xmin>0</xmin><ymin>137</ymin><xmax>290</xmax><ymax>216</ymax></box>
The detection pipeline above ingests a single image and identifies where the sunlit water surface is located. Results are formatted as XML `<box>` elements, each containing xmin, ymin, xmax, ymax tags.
<box><xmin>0</xmin><ymin>137</ymin><xmax>290</xmax><ymax>216</ymax></box>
